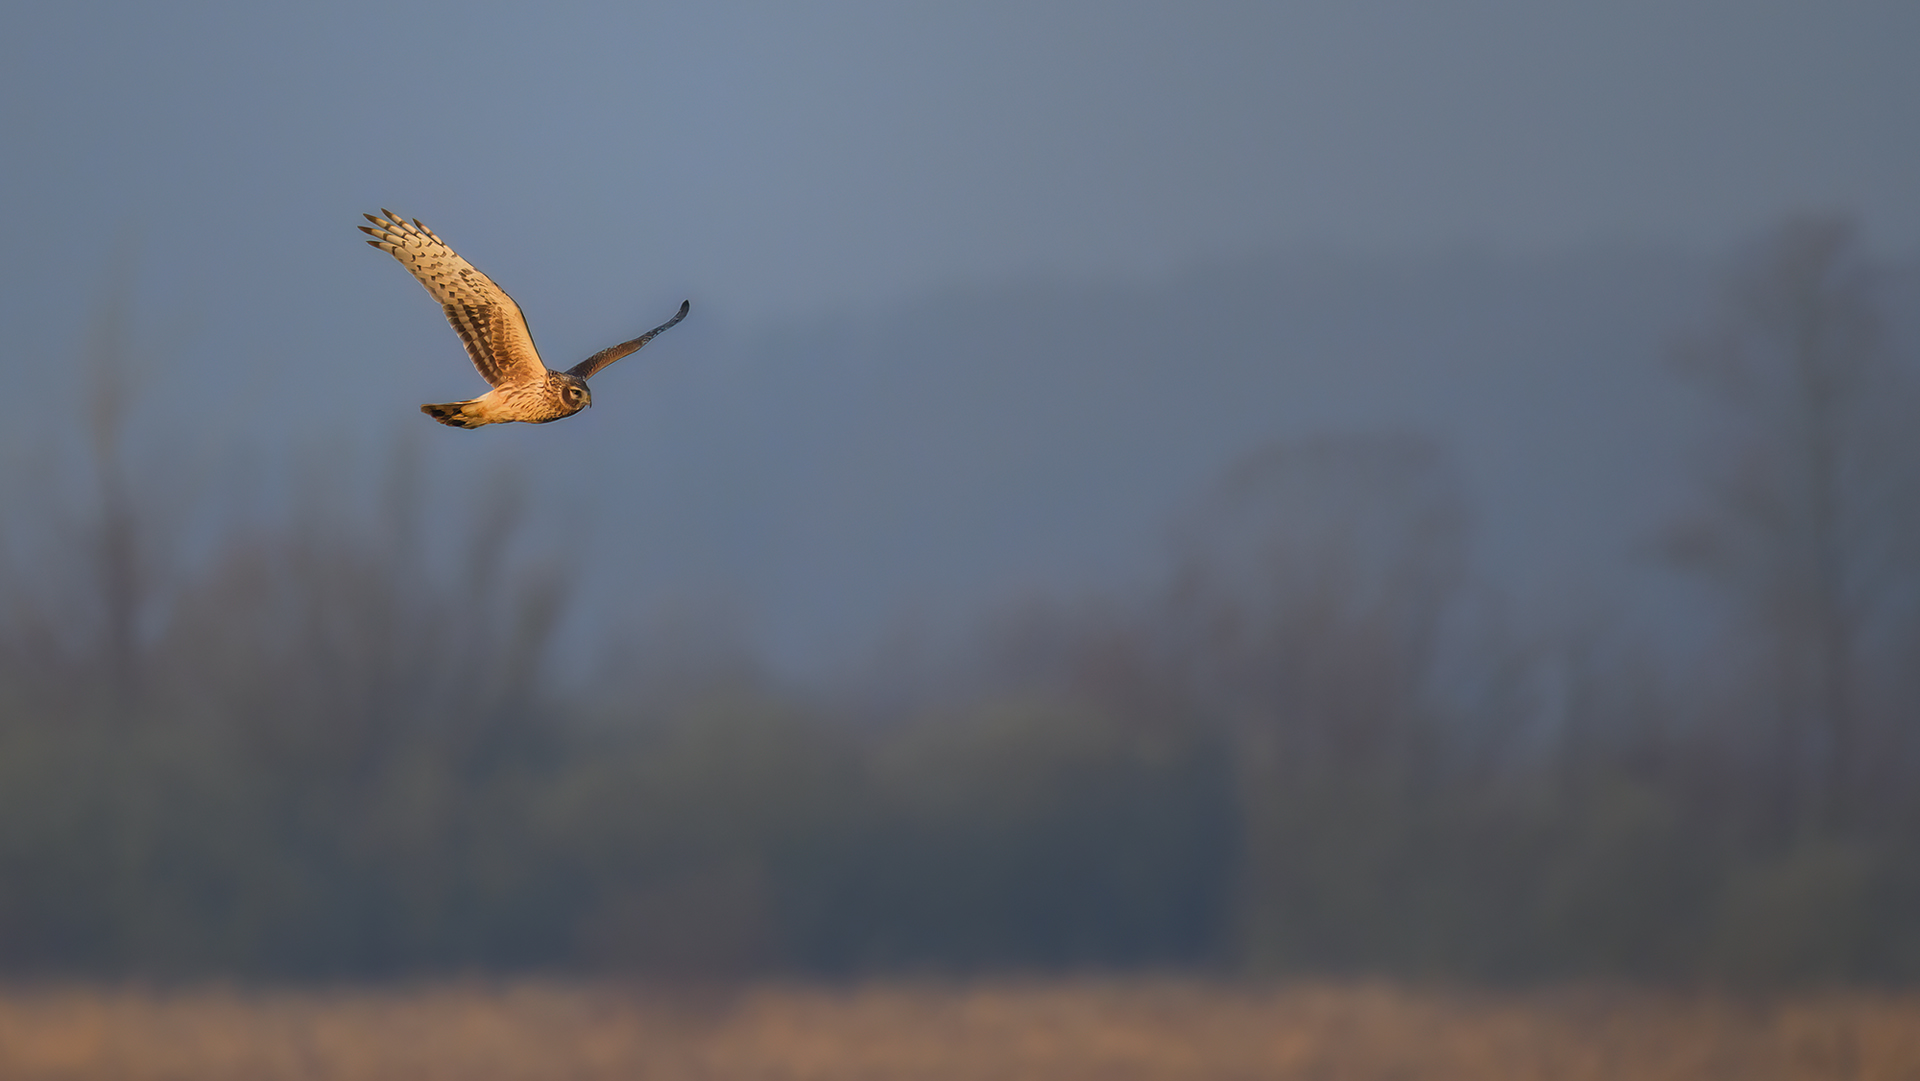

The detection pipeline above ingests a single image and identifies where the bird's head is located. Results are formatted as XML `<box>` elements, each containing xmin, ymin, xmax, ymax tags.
<box><xmin>557</xmin><ymin>373</ymin><xmax>593</xmax><ymax>414</ymax></box>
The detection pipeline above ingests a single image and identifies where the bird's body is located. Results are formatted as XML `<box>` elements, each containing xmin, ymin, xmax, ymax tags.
<box><xmin>418</xmin><ymin>370</ymin><xmax>592</xmax><ymax>428</ymax></box>
<box><xmin>359</xmin><ymin>210</ymin><xmax>687</xmax><ymax>427</ymax></box>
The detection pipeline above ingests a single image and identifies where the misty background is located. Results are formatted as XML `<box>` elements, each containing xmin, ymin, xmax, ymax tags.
<box><xmin>1</xmin><ymin>1</ymin><xmax>1917</xmax><ymax>981</ymax></box>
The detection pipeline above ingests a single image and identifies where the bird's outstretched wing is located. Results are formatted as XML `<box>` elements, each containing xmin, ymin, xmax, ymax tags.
<box><xmin>566</xmin><ymin>300</ymin><xmax>690</xmax><ymax>381</ymax></box>
<box><xmin>360</xmin><ymin>210</ymin><xmax>547</xmax><ymax>388</ymax></box>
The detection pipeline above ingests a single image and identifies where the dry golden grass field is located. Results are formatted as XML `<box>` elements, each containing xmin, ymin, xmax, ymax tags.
<box><xmin>0</xmin><ymin>979</ymin><xmax>1917</xmax><ymax>1081</ymax></box>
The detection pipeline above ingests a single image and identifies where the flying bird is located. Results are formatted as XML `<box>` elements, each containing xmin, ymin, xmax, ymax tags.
<box><xmin>360</xmin><ymin>209</ymin><xmax>688</xmax><ymax>428</ymax></box>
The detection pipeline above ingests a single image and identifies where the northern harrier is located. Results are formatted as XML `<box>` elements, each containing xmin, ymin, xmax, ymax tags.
<box><xmin>361</xmin><ymin>209</ymin><xmax>688</xmax><ymax>428</ymax></box>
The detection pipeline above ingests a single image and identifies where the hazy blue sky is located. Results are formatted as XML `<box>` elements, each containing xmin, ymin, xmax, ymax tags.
<box><xmin>4</xmin><ymin>1</ymin><xmax>1916</xmax><ymax>331</ymax></box>
<box><xmin>3</xmin><ymin>2</ymin><xmax>1917</xmax><ymax>674</ymax></box>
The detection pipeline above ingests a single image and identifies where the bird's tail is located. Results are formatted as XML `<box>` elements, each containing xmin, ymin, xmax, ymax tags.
<box><xmin>421</xmin><ymin>399</ymin><xmax>489</xmax><ymax>428</ymax></box>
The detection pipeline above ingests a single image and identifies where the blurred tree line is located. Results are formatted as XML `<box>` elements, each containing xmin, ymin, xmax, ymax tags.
<box><xmin>0</xmin><ymin>216</ymin><xmax>1915</xmax><ymax>983</ymax></box>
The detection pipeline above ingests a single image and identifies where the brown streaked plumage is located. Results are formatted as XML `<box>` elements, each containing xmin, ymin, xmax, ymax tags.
<box><xmin>360</xmin><ymin>210</ymin><xmax>689</xmax><ymax>428</ymax></box>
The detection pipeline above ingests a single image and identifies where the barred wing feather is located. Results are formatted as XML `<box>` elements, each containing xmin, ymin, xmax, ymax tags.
<box><xmin>360</xmin><ymin>210</ymin><xmax>548</xmax><ymax>388</ymax></box>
